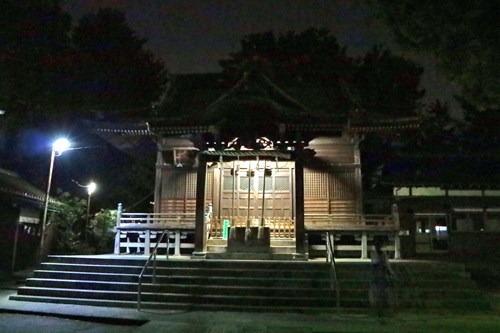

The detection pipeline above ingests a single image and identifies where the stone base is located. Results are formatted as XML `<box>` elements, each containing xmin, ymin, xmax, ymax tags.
<box><xmin>190</xmin><ymin>251</ymin><xmax>207</xmax><ymax>259</ymax></box>
<box><xmin>227</xmin><ymin>227</ymin><xmax>270</xmax><ymax>253</ymax></box>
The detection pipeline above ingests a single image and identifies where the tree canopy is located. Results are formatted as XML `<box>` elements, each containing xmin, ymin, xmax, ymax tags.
<box><xmin>0</xmin><ymin>3</ymin><xmax>166</xmax><ymax>209</ymax></box>
<box><xmin>0</xmin><ymin>3</ymin><xmax>167</xmax><ymax>128</ymax></box>
<box><xmin>0</xmin><ymin>0</ymin><xmax>73</xmax><ymax>127</ymax></box>
<box><xmin>367</xmin><ymin>0</ymin><xmax>500</xmax><ymax>111</ymax></box>
<box><xmin>219</xmin><ymin>28</ymin><xmax>424</xmax><ymax>119</ymax></box>
<box><xmin>71</xmin><ymin>8</ymin><xmax>167</xmax><ymax>116</ymax></box>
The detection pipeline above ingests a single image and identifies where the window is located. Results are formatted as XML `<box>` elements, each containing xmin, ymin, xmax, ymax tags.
<box><xmin>416</xmin><ymin>217</ymin><xmax>431</xmax><ymax>234</ymax></box>
<box><xmin>452</xmin><ymin>211</ymin><xmax>485</xmax><ymax>232</ymax></box>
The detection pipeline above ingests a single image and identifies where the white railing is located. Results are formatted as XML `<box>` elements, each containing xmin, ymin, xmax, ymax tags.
<box><xmin>305</xmin><ymin>213</ymin><xmax>397</xmax><ymax>229</ymax></box>
<box><xmin>114</xmin><ymin>204</ymin><xmax>195</xmax><ymax>255</ymax></box>
<box><xmin>306</xmin><ymin>207</ymin><xmax>402</xmax><ymax>259</ymax></box>
<box><xmin>119</xmin><ymin>212</ymin><xmax>195</xmax><ymax>226</ymax></box>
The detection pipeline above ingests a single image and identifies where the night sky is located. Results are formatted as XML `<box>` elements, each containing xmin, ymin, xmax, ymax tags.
<box><xmin>63</xmin><ymin>0</ymin><xmax>458</xmax><ymax>114</ymax></box>
<box><xmin>54</xmin><ymin>0</ymin><xmax>469</xmax><ymax>208</ymax></box>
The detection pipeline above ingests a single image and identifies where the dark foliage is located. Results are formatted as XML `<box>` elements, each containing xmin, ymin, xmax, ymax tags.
<box><xmin>367</xmin><ymin>0</ymin><xmax>500</xmax><ymax>111</ymax></box>
<box><xmin>218</xmin><ymin>28</ymin><xmax>424</xmax><ymax>119</ymax></box>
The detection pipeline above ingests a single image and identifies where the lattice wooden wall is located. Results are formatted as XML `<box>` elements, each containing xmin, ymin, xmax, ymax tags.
<box><xmin>159</xmin><ymin>169</ymin><xmax>197</xmax><ymax>213</ymax></box>
<box><xmin>304</xmin><ymin>168</ymin><xmax>359</xmax><ymax>215</ymax></box>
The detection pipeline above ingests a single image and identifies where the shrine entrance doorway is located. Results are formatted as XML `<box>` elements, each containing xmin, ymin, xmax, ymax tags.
<box><xmin>207</xmin><ymin>160</ymin><xmax>295</xmax><ymax>242</ymax></box>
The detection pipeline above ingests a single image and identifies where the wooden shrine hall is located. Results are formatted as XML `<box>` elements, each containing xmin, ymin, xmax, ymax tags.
<box><xmin>94</xmin><ymin>70</ymin><xmax>418</xmax><ymax>260</ymax></box>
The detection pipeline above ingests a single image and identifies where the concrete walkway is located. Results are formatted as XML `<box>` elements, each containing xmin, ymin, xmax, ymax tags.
<box><xmin>0</xmin><ymin>286</ymin><xmax>371</xmax><ymax>332</ymax></box>
<box><xmin>2</xmin><ymin>287</ymin><xmax>500</xmax><ymax>333</ymax></box>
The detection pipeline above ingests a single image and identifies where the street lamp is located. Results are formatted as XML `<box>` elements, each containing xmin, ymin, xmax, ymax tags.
<box><xmin>39</xmin><ymin>138</ymin><xmax>70</xmax><ymax>261</ymax></box>
<box><xmin>85</xmin><ymin>182</ymin><xmax>97</xmax><ymax>242</ymax></box>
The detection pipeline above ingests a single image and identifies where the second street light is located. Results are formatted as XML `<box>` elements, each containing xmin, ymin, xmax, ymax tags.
<box><xmin>85</xmin><ymin>182</ymin><xmax>97</xmax><ymax>242</ymax></box>
<box><xmin>39</xmin><ymin>137</ymin><xmax>70</xmax><ymax>261</ymax></box>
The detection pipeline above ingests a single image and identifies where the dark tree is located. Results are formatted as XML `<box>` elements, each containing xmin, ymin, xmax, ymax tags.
<box><xmin>367</xmin><ymin>0</ymin><xmax>500</xmax><ymax>111</ymax></box>
<box><xmin>71</xmin><ymin>8</ymin><xmax>167</xmax><ymax>117</ymax></box>
<box><xmin>0</xmin><ymin>5</ymin><xmax>167</xmax><ymax>207</ymax></box>
<box><xmin>219</xmin><ymin>29</ymin><xmax>355</xmax><ymax>116</ymax></box>
<box><xmin>0</xmin><ymin>0</ymin><xmax>73</xmax><ymax>127</ymax></box>
<box><xmin>351</xmin><ymin>46</ymin><xmax>424</xmax><ymax>119</ymax></box>
<box><xmin>219</xmin><ymin>28</ymin><xmax>424</xmax><ymax>119</ymax></box>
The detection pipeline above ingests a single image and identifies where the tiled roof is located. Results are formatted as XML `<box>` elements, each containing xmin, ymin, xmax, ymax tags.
<box><xmin>0</xmin><ymin>168</ymin><xmax>47</xmax><ymax>203</ymax></box>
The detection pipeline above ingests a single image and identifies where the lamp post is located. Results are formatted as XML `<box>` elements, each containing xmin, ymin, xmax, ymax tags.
<box><xmin>39</xmin><ymin>138</ymin><xmax>70</xmax><ymax>261</ymax></box>
<box><xmin>85</xmin><ymin>182</ymin><xmax>97</xmax><ymax>242</ymax></box>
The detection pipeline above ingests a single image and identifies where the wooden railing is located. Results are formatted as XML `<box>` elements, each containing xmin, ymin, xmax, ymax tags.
<box><xmin>119</xmin><ymin>212</ymin><xmax>195</xmax><ymax>227</ymax></box>
<box><xmin>305</xmin><ymin>213</ymin><xmax>396</xmax><ymax>230</ymax></box>
<box><xmin>208</xmin><ymin>216</ymin><xmax>295</xmax><ymax>239</ymax></box>
<box><xmin>114</xmin><ymin>205</ymin><xmax>196</xmax><ymax>255</ymax></box>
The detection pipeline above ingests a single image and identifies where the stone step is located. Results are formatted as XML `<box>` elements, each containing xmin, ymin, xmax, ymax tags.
<box><xmin>338</xmin><ymin>278</ymin><xmax>477</xmax><ymax>289</ymax></box>
<box><xmin>31</xmin><ymin>270</ymin><xmax>332</xmax><ymax>288</ymax></box>
<box><xmin>15</xmin><ymin>287</ymin><xmax>335</xmax><ymax>308</ymax></box>
<box><xmin>25</xmin><ymin>278</ymin><xmax>332</xmax><ymax>297</ymax></box>
<box><xmin>8</xmin><ymin>294</ymin><xmax>335</xmax><ymax>313</ymax></box>
<box><xmin>45</xmin><ymin>256</ymin><xmax>323</xmax><ymax>270</ymax></box>
<box><xmin>37</xmin><ymin>264</ymin><xmax>330</xmax><ymax>279</ymax></box>
<box><xmin>10</xmin><ymin>255</ymin><xmax>491</xmax><ymax>312</ymax></box>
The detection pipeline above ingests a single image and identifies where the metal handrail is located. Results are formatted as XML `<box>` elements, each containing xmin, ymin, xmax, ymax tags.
<box><xmin>326</xmin><ymin>232</ymin><xmax>340</xmax><ymax>310</ymax></box>
<box><xmin>137</xmin><ymin>229</ymin><xmax>170</xmax><ymax>311</ymax></box>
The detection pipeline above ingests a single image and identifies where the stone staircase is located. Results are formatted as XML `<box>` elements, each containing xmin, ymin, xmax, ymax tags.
<box><xmin>336</xmin><ymin>261</ymin><xmax>491</xmax><ymax>310</ymax></box>
<box><xmin>9</xmin><ymin>256</ymin><xmax>335</xmax><ymax>312</ymax></box>
<box><xmin>9</xmin><ymin>256</ymin><xmax>490</xmax><ymax>312</ymax></box>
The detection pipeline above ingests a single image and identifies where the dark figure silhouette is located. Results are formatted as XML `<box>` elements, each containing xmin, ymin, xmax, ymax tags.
<box><xmin>369</xmin><ymin>238</ymin><xmax>395</xmax><ymax>321</ymax></box>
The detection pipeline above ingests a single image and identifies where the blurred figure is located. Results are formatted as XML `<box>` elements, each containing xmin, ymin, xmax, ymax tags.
<box><xmin>369</xmin><ymin>237</ymin><xmax>396</xmax><ymax>321</ymax></box>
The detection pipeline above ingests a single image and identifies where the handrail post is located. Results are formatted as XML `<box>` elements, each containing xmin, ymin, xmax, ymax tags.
<box><xmin>153</xmin><ymin>250</ymin><xmax>157</xmax><ymax>283</ymax></box>
<box><xmin>137</xmin><ymin>279</ymin><xmax>142</xmax><ymax>311</ymax></box>
<box><xmin>166</xmin><ymin>230</ymin><xmax>170</xmax><ymax>260</ymax></box>
<box><xmin>113</xmin><ymin>203</ymin><xmax>123</xmax><ymax>255</ymax></box>
<box><xmin>137</xmin><ymin>229</ymin><xmax>169</xmax><ymax>311</ymax></box>
<box><xmin>116</xmin><ymin>203</ymin><xmax>123</xmax><ymax>227</ymax></box>
<box><xmin>304</xmin><ymin>233</ymin><xmax>309</xmax><ymax>260</ymax></box>
<box><xmin>326</xmin><ymin>232</ymin><xmax>340</xmax><ymax>311</ymax></box>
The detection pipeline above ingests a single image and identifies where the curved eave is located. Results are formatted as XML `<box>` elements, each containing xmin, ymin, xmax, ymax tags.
<box><xmin>0</xmin><ymin>169</ymin><xmax>56</xmax><ymax>205</ymax></box>
<box><xmin>94</xmin><ymin>128</ymin><xmax>151</xmax><ymax>136</ymax></box>
<box><xmin>201</xmin><ymin>150</ymin><xmax>291</xmax><ymax>159</ymax></box>
<box><xmin>349</xmin><ymin>123</ymin><xmax>420</xmax><ymax>134</ymax></box>
<box><xmin>148</xmin><ymin>125</ymin><xmax>211</xmax><ymax>136</ymax></box>
<box><xmin>383</xmin><ymin>180</ymin><xmax>500</xmax><ymax>190</ymax></box>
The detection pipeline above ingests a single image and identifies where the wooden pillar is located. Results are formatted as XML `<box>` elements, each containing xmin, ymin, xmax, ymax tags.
<box><xmin>394</xmin><ymin>232</ymin><xmax>401</xmax><ymax>259</ymax></box>
<box><xmin>193</xmin><ymin>154</ymin><xmax>208</xmax><ymax>258</ymax></box>
<box><xmin>175</xmin><ymin>230</ymin><xmax>181</xmax><ymax>256</ymax></box>
<box><xmin>153</xmin><ymin>150</ymin><xmax>163</xmax><ymax>214</ymax></box>
<box><xmin>353</xmin><ymin>142</ymin><xmax>363</xmax><ymax>214</ymax></box>
<box><xmin>113</xmin><ymin>203</ymin><xmax>123</xmax><ymax>255</ymax></box>
<box><xmin>361</xmin><ymin>232</ymin><xmax>368</xmax><ymax>259</ymax></box>
<box><xmin>392</xmin><ymin>203</ymin><xmax>401</xmax><ymax>259</ymax></box>
<box><xmin>144</xmin><ymin>230</ymin><xmax>151</xmax><ymax>255</ymax></box>
<box><xmin>294</xmin><ymin>156</ymin><xmax>306</xmax><ymax>259</ymax></box>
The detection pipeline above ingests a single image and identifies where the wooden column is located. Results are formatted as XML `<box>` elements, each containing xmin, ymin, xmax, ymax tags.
<box><xmin>153</xmin><ymin>150</ymin><xmax>163</xmax><ymax>214</ymax></box>
<box><xmin>144</xmin><ymin>230</ymin><xmax>151</xmax><ymax>255</ymax></box>
<box><xmin>392</xmin><ymin>203</ymin><xmax>401</xmax><ymax>259</ymax></box>
<box><xmin>174</xmin><ymin>231</ymin><xmax>181</xmax><ymax>256</ymax></box>
<box><xmin>294</xmin><ymin>156</ymin><xmax>306</xmax><ymax>259</ymax></box>
<box><xmin>361</xmin><ymin>232</ymin><xmax>368</xmax><ymax>259</ymax></box>
<box><xmin>113</xmin><ymin>203</ymin><xmax>123</xmax><ymax>255</ymax></box>
<box><xmin>353</xmin><ymin>141</ymin><xmax>363</xmax><ymax>214</ymax></box>
<box><xmin>193</xmin><ymin>154</ymin><xmax>208</xmax><ymax>258</ymax></box>
<box><xmin>394</xmin><ymin>232</ymin><xmax>401</xmax><ymax>259</ymax></box>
